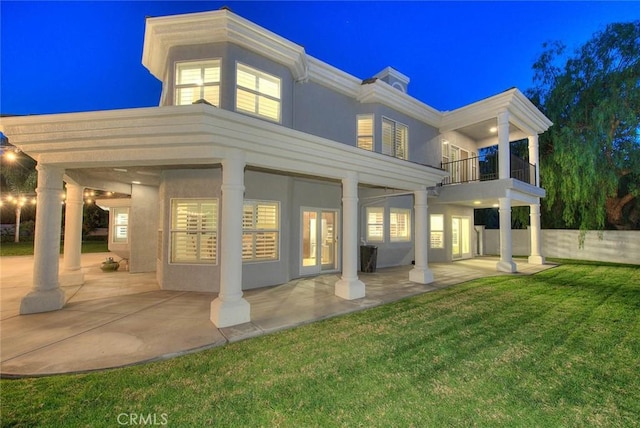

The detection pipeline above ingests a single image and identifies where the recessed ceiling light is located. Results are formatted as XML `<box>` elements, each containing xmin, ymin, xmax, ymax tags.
<box><xmin>492</xmin><ymin>203</ymin><xmax>499</xmax><ymax>208</ymax></box>
<box><xmin>113</xmin><ymin>168</ymin><xmax>128</xmax><ymax>173</ymax></box>
<box><xmin>132</xmin><ymin>181</ymin><xmax>141</xmax><ymax>185</ymax></box>
<box><xmin>473</xmin><ymin>200</ymin><xmax>482</xmax><ymax>205</ymax></box>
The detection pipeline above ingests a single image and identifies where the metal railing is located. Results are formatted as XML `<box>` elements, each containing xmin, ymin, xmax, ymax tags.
<box><xmin>441</xmin><ymin>154</ymin><xmax>536</xmax><ymax>186</ymax></box>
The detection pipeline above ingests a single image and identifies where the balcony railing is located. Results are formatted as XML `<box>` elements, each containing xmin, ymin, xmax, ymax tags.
<box><xmin>441</xmin><ymin>154</ymin><xmax>536</xmax><ymax>186</ymax></box>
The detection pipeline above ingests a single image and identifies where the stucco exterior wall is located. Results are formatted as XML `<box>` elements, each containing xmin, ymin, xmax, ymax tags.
<box><xmin>482</xmin><ymin>229</ymin><xmax>640</xmax><ymax>265</ymax></box>
<box><xmin>427</xmin><ymin>203</ymin><xmax>475</xmax><ymax>263</ymax></box>
<box><xmin>359</xmin><ymin>189</ymin><xmax>414</xmax><ymax>269</ymax></box>
<box><xmin>158</xmin><ymin>168</ymin><xmax>222</xmax><ymax>292</ymax></box>
<box><xmin>289</xmin><ymin>178</ymin><xmax>342</xmax><ymax>279</ymax></box>
<box><xmin>242</xmin><ymin>170</ymin><xmax>292</xmax><ymax>290</ymax></box>
<box><xmin>130</xmin><ymin>184</ymin><xmax>159</xmax><ymax>273</ymax></box>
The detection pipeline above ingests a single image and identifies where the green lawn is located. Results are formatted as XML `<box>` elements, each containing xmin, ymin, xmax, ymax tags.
<box><xmin>0</xmin><ymin>240</ymin><xmax>108</xmax><ymax>257</ymax></box>
<box><xmin>2</xmin><ymin>263</ymin><xmax>639</xmax><ymax>427</ymax></box>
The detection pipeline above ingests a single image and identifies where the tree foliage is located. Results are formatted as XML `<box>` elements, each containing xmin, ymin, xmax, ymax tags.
<box><xmin>528</xmin><ymin>21</ymin><xmax>640</xmax><ymax>230</ymax></box>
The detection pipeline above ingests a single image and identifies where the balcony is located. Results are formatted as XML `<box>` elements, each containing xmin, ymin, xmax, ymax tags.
<box><xmin>441</xmin><ymin>154</ymin><xmax>536</xmax><ymax>186</ymax></box>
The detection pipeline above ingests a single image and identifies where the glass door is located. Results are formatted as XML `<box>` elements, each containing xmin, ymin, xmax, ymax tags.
<box><xmin>301</xmin><ymin>208</ymin><xmax>338</xmax><ymax>275</ymax></box>
<box><xmin>452</xmin><ymin>216</ymin><xmax>471</xmax><ymax>260</ymax></box>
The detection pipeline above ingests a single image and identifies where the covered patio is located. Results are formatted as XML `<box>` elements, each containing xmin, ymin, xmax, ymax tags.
<box><xmin>0</xmin><ymin>252</ymin><xmax>554</xmax><ymax>377</ymax></box>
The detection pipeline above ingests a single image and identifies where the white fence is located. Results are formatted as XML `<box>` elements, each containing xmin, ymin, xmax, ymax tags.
<box><xmin>483</xmin><ymin>229</ymin><xmax>640</xmax><ymax>265</ymax></box>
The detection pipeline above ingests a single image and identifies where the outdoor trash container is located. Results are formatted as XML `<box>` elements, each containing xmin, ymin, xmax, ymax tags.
<box><xmin>360</xmin><ymin>245</ymin><xmax>378</xmax><ymax>273</ymax></box>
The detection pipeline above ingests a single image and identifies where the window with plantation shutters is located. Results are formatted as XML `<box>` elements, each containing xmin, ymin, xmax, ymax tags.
<box><xmin>175</xmin><ymin>60</ymin><xmax>221</xmax><ymax>106</ymax></box>
<box><xmin>236</xmin><ymin>63</ymin><xmax>281</xmax><ymax>122</ymax></box>
<box><xmin>170</xmin><ymin>199</ymin><xmax>218</xmax><ymax>264</ymax></box>
<box><xmin>242</xmin><ymin>200</ymin><xmax>279</xmax><ymax>262</ymax></box>
<box><xmin>382</xmin><ymin>117</ymin><xmax>408</xmax><ymax>160</ymax></box>
<box><xmin>357</xmin><ymin>114</ymin><xmax>374</xmax><ymax>151</ymax></box>
<box><xmin>390</xmin><ymin>208</ymin><xmax>411</xmax><ymax>242</ymax></box>
<box><xmin>112</xmin><ymin>207</ymin><xmax>129</xmax><ymax>243</ymax></box>
<box><xmin>366</xmin><ymin>207</ymin><xmax>385</xmax><ymax>242</ymax></box>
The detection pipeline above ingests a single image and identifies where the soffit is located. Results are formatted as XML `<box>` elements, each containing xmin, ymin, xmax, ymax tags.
<box><xmin>440</xmin><ymin>88</ymin><xmax>552</xmax><ymax>138</ymax></box>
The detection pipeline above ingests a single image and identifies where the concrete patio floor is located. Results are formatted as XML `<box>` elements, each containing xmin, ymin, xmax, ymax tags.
<box><xmin>0</xmin><ymin>252</ymin><xmax>555</xmax><ymax>377</ymax></box>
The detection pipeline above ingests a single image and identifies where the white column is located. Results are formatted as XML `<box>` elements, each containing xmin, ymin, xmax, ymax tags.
<box><xmin>210</xmin><ymin>150</ymin><xmax>251</xmax><ymax>328</ymax></box>
<box><xmin>528</xmin><ymin>202</ymin><xmax>545</xmax><ymax>265</ymax></box>
<box><xmin>20</xmin><ymin>164</ymin><xmax>66</xmax><ymax>314</ymax></box>
<box><xmin>335</xmin><ymin>171</ymin><xmax>365</xmax><ymax>300</ymax></box>
<box><xmin>60</xmin><ymin>183</ymin><xmax>85</xmax><ymax>286</ymax></box>
<box><xmin>498</xmin><ymin>111</ymin><xmax>510</xmax><ymax>180</ymax></box>
<box><xmin>409</xmin><ymin>189</ymin><xmax>434</xmax><ymax>284</ymax></box>
<box><xmin>496</xmin><ymin>194</ymin><xmax>517</xmax><ymax>273</ymax></box>
<box><xmin>528</xmin><ymin>134</ymin><xmax>540</xmax><ymax>187</ymax></box>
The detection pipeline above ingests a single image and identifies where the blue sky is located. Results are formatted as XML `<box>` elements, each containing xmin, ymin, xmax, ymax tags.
<box><xmin>1</xmin><ymin>1</ymin><xmax>639</xmax><ymax>115</ymax></box>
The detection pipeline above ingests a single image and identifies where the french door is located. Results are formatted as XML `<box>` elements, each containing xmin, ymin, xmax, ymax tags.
<box><xmin>300</xmin><ymin>208</ymin><xmax>338</xmax><ymax>275</ymax></box>
<box><xmin>452</xmin><ymin>216</ymin><xmax>471</xmax><ymax>259</ymax></box>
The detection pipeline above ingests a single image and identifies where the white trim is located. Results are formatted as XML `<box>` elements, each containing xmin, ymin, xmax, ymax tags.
<box><xmin>2</xmin><ymin>104</ymin><xmax>448</xmax><ymax>191</ymax></box>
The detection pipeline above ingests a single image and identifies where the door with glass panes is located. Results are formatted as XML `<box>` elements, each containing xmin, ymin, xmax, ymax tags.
<box><xmin>300</xmin><ymin>208</ymin><xmax>338</xmax><ymax>275</ymax></box>
<box><xmin>452</xmin><ymin>216</ymin><xmax>471</xmax><ymax>259</ymax></box>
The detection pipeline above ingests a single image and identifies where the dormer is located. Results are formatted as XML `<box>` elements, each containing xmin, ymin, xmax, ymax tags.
<box><xmin>374</xmin><ymin>67</ymin><xmax>410</xmax><ymax>93</ymax></box>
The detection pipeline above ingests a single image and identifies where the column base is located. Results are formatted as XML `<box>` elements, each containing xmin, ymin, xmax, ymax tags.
<box><xmin>210</xmin><ymin>297</ymin><xmax>251</xmax><ymax>328</ymax></box>
<box><xmin>496</xmin><ymin>260</ymin><xmax>518</xmax><ymax>273</ymax></box>
<box><xmin>528</xmin><ymin>255</ymin><xmax>546</xmax><ymax>265</ymax></box>
<box><xmin>335</xmin><ymin>277</ymin><xmax>365</xmax><ymax>300</ymax></box>
<box><xmin>59</xmin><ymin>270</ymin><xmax>85</xmax><ymax>287</ymax></box>
<box><xmin>409</xmin><ymin>267</ymin><xmax>434</xmax><ymax>284</ymax></box>
<box><xmin>20</xmin><ymin>288</ymin><xmax>66</xmax><ymax>314</ymax></box>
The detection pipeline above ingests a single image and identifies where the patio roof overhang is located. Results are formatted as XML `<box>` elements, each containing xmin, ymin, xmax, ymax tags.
<box><xmin>0</xmin><ymin>104</ymin><xmax>448</xmax><ymax>192</ymax></box>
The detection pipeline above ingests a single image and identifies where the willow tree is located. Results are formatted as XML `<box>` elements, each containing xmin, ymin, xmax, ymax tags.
<box><xmin>528</xmin><ymin>22</ymin><xmax>640</xmax><ymax>230</ymax></box>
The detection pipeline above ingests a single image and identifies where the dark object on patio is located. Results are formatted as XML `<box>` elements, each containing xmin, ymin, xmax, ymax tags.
<box><xmin>360</xmin><ymin>245</ymin><xmax>378</xmax><ymax>273</ymax></box>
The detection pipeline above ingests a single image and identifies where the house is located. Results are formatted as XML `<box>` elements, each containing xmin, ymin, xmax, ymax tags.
<box><xmin>0</xmin><ymin>9</ymin><xmax>551</xmax><ymax>328</ymax></box>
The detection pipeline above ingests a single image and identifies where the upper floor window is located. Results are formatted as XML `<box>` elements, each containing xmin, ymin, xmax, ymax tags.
<box><xmin>357</xmin><ymin>114</ymin><xmax>374</xmax><ymax>151</ymax></box>
<box><xmin>170</xmin><ymin>199</ymin><xmax>218</xmax><ymax>264</ymax></box>
<box><xmin>242</xmin><ymin>200</ymin><xmax>280</xmax><ymax>262</ymax></box>
<box><xmin>175</xmin><ymin>60</ymin><xmax>221</xmax><ymax>106</ymax></box>
<box><xmin>236</xmin><ymin>63</ymin><xmax>281</xmax><ymax>122</ymax></box>
<box><xmin>382</xmin><ymin>118</ymin><xmax>408</xmax><ymax>160</ymax></box>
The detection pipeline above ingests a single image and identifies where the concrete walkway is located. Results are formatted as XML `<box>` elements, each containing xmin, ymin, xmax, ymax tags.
<box><xmin>0</xmin><ymin>253</ymin><xmax>554</xmax><ymax>377</ymax></box>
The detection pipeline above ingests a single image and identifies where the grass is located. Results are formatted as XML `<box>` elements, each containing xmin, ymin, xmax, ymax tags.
<box><xmin>0</xmin><ymin>240</ymin><xmax>108</xmax><ymax>257</ymax></box>
<box><xmin>2</xmin><ymin>263</ymin><xmax>639</xmax><ymax>427</ymax></box>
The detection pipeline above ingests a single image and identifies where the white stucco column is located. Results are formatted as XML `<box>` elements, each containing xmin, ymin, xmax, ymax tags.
<box><xmin>498</xmin><ymin>111</ymin><xmax>511</xmax><ymax>180</ymax></box>
<box><xmin>20</xmin><ymin>164</ymin><xmax>66</xmax><ymax>314</ymax></box>
<box><xmin>496</xmin><ymin>194</ymin><xmax>517</xmax><ymax>273</ymax></box>
<box><xmin>210</xmin><ymin>150</ymin><xmax>251</xmax><ymax>328</ymax></box>
<box><xmin>335</xmin><ymin>171</ymin><xmax>365</xmax><ymax>300</ymax></box>
<box><xmin>409</xmin><ymin>189</ymin><xmax>434</xmax><ymax>284</ymax></box>
<box><xmin>528</xmin><ymin>202</ymin><xmax>545</xmax><ymax>265</ymax></box>
<box><xmin>528</xmin><ymin>134</ymin><xmax>540</xmax><ymax>187</ymax></box>
<box><xmin>60</xmin><ymin>182</ymin><xmax>85</xmax><ymax>286</ymax></box>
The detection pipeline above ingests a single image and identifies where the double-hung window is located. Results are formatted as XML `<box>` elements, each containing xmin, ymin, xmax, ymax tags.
<box><xmin>382</xmin><ymin>118</ymin><xmax>408</xmax><ymax>160</ymax></box>
<box><xmin>243</xmin><ymin>200</ymin><xmax>279</xmax><ymax>262</ymax></box>
<box><xmin>170</xmin><ymin>199</ymin><xmax>218</xmax><ymax>264</ymax></box>
<box><xmin>175</xmin><ymin>60</ymin><xmax>221</xmax><ymax>106</ymax></box>
<box><xmin>390</xmin><ymin>208</ymin><xmax>411</xmax><ymax>242</ymax></box>
<box><xmin>112</xmin><ymin>207</ymin><xmax>129</xmax><ymax>243</ymax></box>
<box><xmin>366</xmin><ymin>207</ymin><xmax>384</xmax><ymax>242</ymax></box>
<box><xmin>357</xmin><ymin>114</ymin><xmax>374</xmax><ymax>151</ymax></box>
<box><xmin>236</xmin><ymin>63</ymin><xmax>281</xmax><ymax>122</ymax></box>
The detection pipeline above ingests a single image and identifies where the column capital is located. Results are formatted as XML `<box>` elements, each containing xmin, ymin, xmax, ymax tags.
<box><xmin>497</xmin><ymin>110</ymin><xmax>510</xmax><ymax>125</ymax></box>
